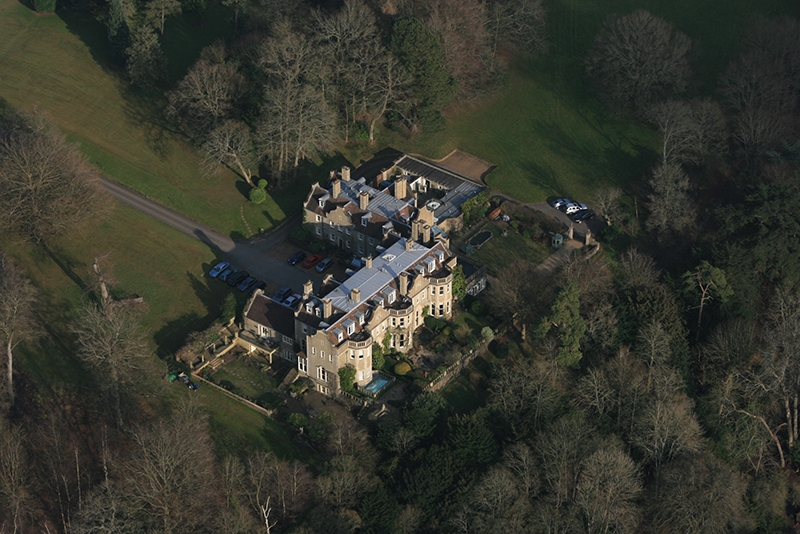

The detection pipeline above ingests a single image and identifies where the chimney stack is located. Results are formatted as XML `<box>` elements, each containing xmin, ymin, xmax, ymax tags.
<box><xmin>405</xmin><ymin>238</ymin><xmax>414</xmax><ymax>251</ymax></box>
<box><xmin>303</xmin><ymin>280</ymin><xmax>313</xmax><ymax>299</ymax></box>
<box><xmin>411</xmin><ymin>220</ymin><xmax>422</xmax><ymax>242</ymax></box>
<box><xmin>350</xmin><ymin>287</ymin><xmax>361</xmax><ymax>303</ymax></box>
<box><xmin>423</xmin><ymin>225</ymin><xmax>431</xmax><ymax>244</ymax></box>
<box><xmin>381</xmin><ymin>168</ymin><xmax>391</xmax><ymax>182</ymax></box>
<box><xmin>323</xmin><ymin>273</ymin><xmax>334</xmax><ymax>285</ymax></box>
<box><xmin>323</xmin><ymin>298</ymin><xmax>333</xmax><ymax>319</ymax></box>
<box><xmin>394</xmin><ymin>176</ymin><xmax>407</xmax><ymax>200</ymax></box>
<box><xmin>399</xmin><ymin>272</ymin><xmax>409</xmax><ymax>296</ymax></box>
<box><xmin>332</xmin><ymin>179</ymin><xmax>341</xmax><ymax>198</ymax></box>
<box><xmin>341</xmin><ymin>166</ymin><xmax>351</xmax><ymax>181</ymax></box>
<box><xmin>365</xmin><ymin>256</ymin><xmax>373</xmax><ymax>269</ymax></box>
<box><xmin>359</xmin><ymin>190</ymin><xmax>369</xmax><ymax>210</ymax></box>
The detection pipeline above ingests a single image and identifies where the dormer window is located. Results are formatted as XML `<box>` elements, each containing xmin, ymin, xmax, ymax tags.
<box><xmin>315</xmin><ymin>307</ymin><xmax>322</xmax><ymax>317</ymax></box>
<box><xmin>362</xmin><ymin>218</ymin><xmax>368</xmax><ymax>227</ymax></box>
<box><xmin>425</xmin><ymin>256</ymin><xmax>436</xmax><ymax>273</ymax></box>
<box><xmin>355</xmin><ymin>311</ymin><xmax>365</xmax><ymax>325</ymax></box>
<box><xmin>344</xmin><ymin>319</ymin><xmax>356</xmax><ymax>335</ymax></box>
<box><xmin>318</xmin><ymin>194</ymin><xmax>330</xmax><ymax>208</ymax></box>
<box><xmin>305</xmin><ymin>302</ymin><xmax>314</xmax><ymax>314</ymax></box>
<box><xmin>333</xmin><ymin>329</ymin><xmax>344</xmax><ymax>342</ymax></box>
<box><xmin>434</xmin><ymin>250</ymin><xmax>445</xmax><ymax>262</ymax></box>
<box><xmin>382</xmin><ymin>288</ymin><xmax>396</xmax><ymax>304</ymax></box>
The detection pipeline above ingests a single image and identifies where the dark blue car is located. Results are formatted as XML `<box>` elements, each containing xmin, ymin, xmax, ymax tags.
<box><xmin>288</xmin><ymin>251</ymin><xmax>306</xmax><ymax>265</ymax></box>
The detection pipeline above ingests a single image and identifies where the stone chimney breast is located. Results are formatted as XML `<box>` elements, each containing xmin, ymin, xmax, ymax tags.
<box><xmin>341</xmin><ymin>166</ymin><xmax>351</xmax><ymax>181</ymax></box>
<box><xmin>359</xmin><ymin>190</ymin><xmax>369</xmax><ymax>210</ymax></box>
<box><xmin>366</xmin><ymin>256</ymin><xmax>373</xmax><ymax>269</ymax></box>
<box><xmin>394</xmin><ymin>176</ymin><xmax>407</xmax><ymax>199</ymax></box>
<box><xmin>323</xmin><ymin>298</ymin><xmax>332</xmax><ymax>319</ymax></box>
<box><xmin>351</xmin><ymin>287</ymin><xmax>361</xmax><ymax>303</ymax></box>
<box><xmin>332</xmin><ymin>179</ymin><xmax>341</xmax><ymax>198</ymax></box>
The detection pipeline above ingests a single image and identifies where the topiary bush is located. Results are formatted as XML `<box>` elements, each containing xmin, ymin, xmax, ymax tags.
<box><xmin>394</xmin><ymin>362</ymin><xmax>411</xmax><ymax>376</ymax></box>
<box><xmin>257</xmin><ymin>179</ymin><xmax>268</xmax><ymax>189</ymax></box>
<box><xmin>470</xmin><ymin>301</ymin><xmax>487</xmax><ymax>316</ymax></box>
<box><xmin>249</xmin><ymin>187</ymin><xmax>267</xmax><ymax>204</ymax></box>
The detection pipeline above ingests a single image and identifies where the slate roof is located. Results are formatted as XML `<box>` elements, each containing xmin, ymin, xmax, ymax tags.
<box><xmin>245</xmin><ymin>293</ymin><xmax>296</xmax><ymax>337</ymax></box>
<box><xmin>395</xmin><ymin>155</ymin><xmax>474</xmax><ymax>190</ymax></box>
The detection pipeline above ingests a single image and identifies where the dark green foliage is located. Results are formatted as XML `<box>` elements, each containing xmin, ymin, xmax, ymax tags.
<box><xmin>256</xmin><ymin>179</ymin><xmax>267</xmax><ymax>189</ymax></box>
<box><xmin>399</xmin><ymin>444</ymin><xmax>456</xmax><ymax>512</ymax></box>
<box><xmin>338</xmin><ymin>364</ymin><xmax>356</xmax><ymax>393</ymax></box>
<box><xmin>371</xmin><ymin>347</ymin><xmax>385</xmax><ymax>371</ymax></box>
<box><xmin>716</xmin><ymin>181</ymin><xmax>800</xmax><ymax>314</ymax></box>
<box><xmin>125</xmin><ymin>26</ymin><xmax>167</xmax><ymax>88</ymax></box>
<box><xmin>248</xmin><ymin>187</ymin><xmax>266</xmax><ymax>204</ymax></box>
<box><xmin>452</xmin><ymin>265</ymin><xmax>466</xmax><ymax>300</ymax></box>
<box><xmin>424</xmin><ymin>315</ymin><xmax>447</xmax><ymax>332</ymax></box>
<box><xmin>537</xmin><ymin>280</ymin><xmax>585</xmax><ymax>368</ymax></box>
<box><xmin>33</xmin><ymin>0</ymin><xmax>56</xmax><ymax>12</ymax></box>
<box><xmin>470</xmin><ymin>300</ymin><xmax>487</xmax><ymax>316</ymax></box>
<box><xmin>448</xmin><ymin>412</ymin><xmax>499</xmax><ymax>467</ymax></box>
<box><xmin>358</xmin><ymin>483</ymin><xmax>400</xmax><ymax>534</ymax></box>
<box><xmin>219</xmin><ymin>293</ymin><xmax>236</xmax><ymax>323</ymax></box>
<box><xmin>179</xmin><ymin>0</ymin><xmax>204</xmax><ymax>13</ymax></box>
<box><xmin>288</xmin><ymin>412</ymin><xmax>308</xmax><ymax>428</ymax></box>
<box><xmin>389</xmin><ymin>17</ymin><xmax>457</xmax><ymax>128</ymax></box>
<box><xmin>394</xmin><ymin>362</ymin><xmax>411</xmax><ymax>376</ymax></box>
<box><xmin>461</xmin><ymin>190</ymin><xmax>491</xmax><ymax>226</ymax></box>
<box><xmin>404</xmin><ymin>392</ymin><xmax>446</xmax><ymax>439</ymax></box>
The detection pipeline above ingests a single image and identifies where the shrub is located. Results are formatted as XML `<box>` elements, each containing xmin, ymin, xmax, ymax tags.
<box><xmin>424</xmin><ymin>316</ymin><xmax>447</xmax><ymax>332</ymax></box>
<box><xmin>249</xmin><ymin>187</ymin><xmax>267</xmax><ymax>204</ymax></box>
<box><xmin>308</xmin><ymin>241</ymin><xmax>325</xmax><ymax>253</ymax></box>
<box><xmin>522</xmin><ymin>230</ymin><xmax>533</xmax><ymax>239</ymax></box>
<box><xmin>470</xmin><ymin>301</ymin><xmax>487</xmax><ymax>316</ymax></box>
<box><xmin>394</xmin><ymin>362</ymin><xmax>411</xmax><ymax>376</ymax></box>
<box><xmin>351</xmin><ymin>122</ymin><xmax>370</xmax><ymax>141</ymax></box>
<box><xmin>338</xmin><ymin>364</ymin><xmax>357</xmax><ymax>393</ymax></box>
<box><xmin>481</xmin><ymin>326</ymin><xmax>494</xmax><ymax>342</ymax></box>
<box><xmin>467</xmin><ymin>335</ymin><xmax>480</xmax><ymax>351</ymax></box>
<box><xmin>509</xmin><ymin>220</ymin><xmax>519</xmax><ymax>230</ymax></box>
<box><xmin>257</xmin><ymin>179</ymin><xmax>268</xmax><ymax>189</ymax></box>
<box><xmin>289</xmin><ymin>225</ymin><xmax>309</xmax><ymax>242</ymax></box>
<box><xmin>288</xmin><ymin>412</ymin><xmax>308</xmax><ymax>428</ymax></box>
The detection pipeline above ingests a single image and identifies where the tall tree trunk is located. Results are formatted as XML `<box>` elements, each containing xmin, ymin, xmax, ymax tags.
<box><xmin>737</xmin><ymin>408</ymin><xmax>786</xmax><ymax>468</ymax></box>
<box><xmin>6</xmin><ymin>337</ymin><xmax>13</xmax><ymax>406</ymax></box>
<box><xmin>786</xmin><ymin>396</ymin><xmax>794</xmax><ymax>447</ymax></box>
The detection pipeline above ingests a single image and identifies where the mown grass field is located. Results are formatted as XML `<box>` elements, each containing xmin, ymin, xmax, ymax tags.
<box><xmin>1</xmin><ymin>200</ymin><xmax>303</xmax><ymax>456</ymax></box>
<box><xmin>468</xmin><ymin>223</ymin><xmax>550</xmax><ymax>276</ymax></box>
<box><xmin>367</xmin><ymin>0</ymin><xmax>800</xmax><ymax>204</ymax></box>
<box><xmin>0</xmin><ymin>0</ymin><xmax>310</xmax><ymax>236</ymax></box>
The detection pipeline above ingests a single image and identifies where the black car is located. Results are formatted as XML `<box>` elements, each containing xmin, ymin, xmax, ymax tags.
<box><xmin>227</xmin><ymin>271</ymin><xmax>249</xmax><ymax>287</ymax></box>
<box><xmin>237</xmin><ymin>276</ymin><xmax>257</xmax><ymax>292</ymax></box>
<box><xmin>570</xmin><ymin>210</ymin><xmax>595</xmax><ymax>223</ymax></box>
<box><xmin>218</xmin><ymin>267</ymin><xmax>237</xmax><ymax>282</ymax></box>
<box><xmin>275</xmin><ymin>286</ymin><xmax>292</xmax><ymax>302</ymax></box>
<box><xmin>250</xmin><ymin>280</ymin><xmax>267</xmax><ymax>294</ymax></box>
<box><xmin>288</xmin><ymin>251</ymin><xmax>306</xmax><ymax>265</ymax></box>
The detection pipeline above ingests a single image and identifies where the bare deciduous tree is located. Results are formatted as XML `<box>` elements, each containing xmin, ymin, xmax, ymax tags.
<box><xmin>246</xmin><ymin>451</ymin><xmax>313</xmax><ymax>525</ymax></box>
<box><xmin>0</xmin><ymin>110</ymin><xmax>102</xmax><ymax>244</ymax></box>
<box><xmin>647</xmin><ymin>99</ymin><xmax>727</xmax><ymax>165</ymax></box>
<box><xmin>576</xmin><ymin>448</ymin><xmax>641</xmax><ymax>534</ymax></box>
<box><xmin>0</xmin><ymin>253</ymin><xmax>36</xmax><ymax>407</ymax></box>
<box><xmin>649</xmin><ymin>452</ymin><xmax>751</xmax><ymax>534</ymax></box>
<box><xmin>144</xmin><ymin>0</ymin><xmax>181</xmax><ymax>35</ymax></box>
<box><xmin>72</xmin><ymin>302</ymin><xmax>148</xmax><ymax>427</ymax></box>
<box><xmin>315</xmin><ymin>455</ymin><xmax>372</xmax><ymax>510</ymax></box>
<box><xmin>586</xmin><ymin>10</ymin><xmax>691</xmax><ymax>115</ymax></box>
<box><xmin>202</xmin><ymin>120</ymin><xmax>257</xmax><ymax>187</ymax></box>
<box><xmin>591</xmin><ymin>187</ymin><xmax>623</xmax><ymax>226</ymax></box>
<box><xmin>646</xmin><ymin>162</ymin><xmax>695</xmax><ymax>238</ymax></box>
<box><xmin>126</xmin><ymin>397</ymin><xmax>217</xmax><ymax>534</ymax></box>
<box><xmin>167</xmin><ymin>56</ymin><xmax>243</xmax><ymax>139</ymax></box>
<box><xmin>0</xmin><ymin>420</ymin><xmax>29</xmax><ymax>534</ymax></box>
<box><xmin>486</xmin><ymin>0</ymin><xmax>547</xmax><ymax>65</ymax></box>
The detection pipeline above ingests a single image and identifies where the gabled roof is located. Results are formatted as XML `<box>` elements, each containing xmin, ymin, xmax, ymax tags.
<box><xmin>395</xmin><ymin>155</ymin><xmax>474</xmax><ymax>190</ymax></box>
<box><xmin>245</xmin><ymin>293</ymin><xmax>296</xmax><ymax>338</ymax></box>
<box><xmin>339</xmin><ymin>179</ymin><xmax>411</xmax><ymax>220</ymax></box>
<box><xmin>324</xmin><ymin>238</ymin><xmax>448</xmax><ymax>321</ymax></box>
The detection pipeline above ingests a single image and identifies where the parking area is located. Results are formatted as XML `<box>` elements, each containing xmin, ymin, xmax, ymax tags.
<box><xmin>206</xmin><ymin>231</ymin><xmax>356</xmax><ymax>306</ymax></box>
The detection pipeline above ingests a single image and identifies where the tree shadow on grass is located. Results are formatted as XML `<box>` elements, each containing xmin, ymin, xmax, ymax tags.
<box><xmin>153</xmin><ymin>311</ymin><xmax>204</xmax><ymax>358</ymax></box>
<box><xmin>39</xmin><ymin>243</ymin><xmax>87</xmax><ymax>292</ymax></box>
<box><xmin>186</xmin><ymin>269</ymin><xmax>225</xmax><ymax>320</ymax></box>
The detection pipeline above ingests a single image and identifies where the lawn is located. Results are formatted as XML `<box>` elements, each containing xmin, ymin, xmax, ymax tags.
<box><xmin>0</xmin><ymin>199</ymin><xmax>307</xmax><ymax>455</ymax></box>
<box><xmin>468</xmin><ymin>223</ymin><xmax>550</xmax><ymax>276</ymax></box>
<box><xmin>211</xmin><ymin>358</ymin><xmax>278</xmax><ymax>398</ymax></box>
<box><xmin>0</xmin><ymin>0</ymin><xmax>316</xmax><ymax>236</ymax></box>
<box><xmin>367</xmin><ymin>0</ymin><xmax>799</xmax><ymax>204</ymax></box>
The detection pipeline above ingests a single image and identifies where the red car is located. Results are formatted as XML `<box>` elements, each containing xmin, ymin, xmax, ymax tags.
<box><xmin>302</xmin><ymin>254</ymin><xmax>323</xmax><ymax>268</ymax></box>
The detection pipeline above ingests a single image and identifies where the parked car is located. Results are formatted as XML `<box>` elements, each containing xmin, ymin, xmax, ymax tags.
<box><xmin>316</xmin><ymin>258</ymin><xmax>334</xmax><ymax>273</ymax></box>
<box><xmin>237</xmin><ymin>276</ymin><xmax>257</xmax><ymax>292</ymax></box>
<box><xmin>570</xmin><ymin>210</ymin><xmax>595</xmax><ymax>223</ymax></box>
<box><xmin>227</xmin><ymin>271</ymin><xmax>249</xmax><ymax>287</ymax></box>
<box><xmin>208</xmin><ymin>261</ymin><xmax>230</xmax><ymax>278</ymax></box>
<box><xmin>551</xmin><ymin>198</ymin><xmax>572</xmax><ymax>210</ymax></box>
<box><xmin>188</xmin><ymin>381</ymin><xmax>199</xmax><ymax>390</ymax></box>
<box><xmin>250</xmin><ymin>280</ymin><xmax>267</xmax><ymax>294</ymax></box>
<box><xmin>288</xmin><ymin>251</ymin><xmax>306</xmax><ymax>265</ymax></box>
<box><xmin>283</xmin><ymin>294</ymin><xmax>302</xmax><ymax>309</ymax></box>
<box><xmin>302</xmin><ymin>254</ymin><xmax>324</xmax><ymax>268</ymax></box>
<box><xmin>218</xmin><ymin>267</ymin><xmax>237</xmax><ymax>282</ymax></box>
<box><xmin>275</xmin><ymin>286</ymin><xmax>292</xmax><ymax>302</ymax></box>
<box><xmin>564</xmin><ymin>203</ymin><xmax>583</xmax><ymax>215</ymax></box>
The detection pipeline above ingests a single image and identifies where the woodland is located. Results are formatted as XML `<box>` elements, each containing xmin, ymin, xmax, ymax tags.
<box><xmin>2</xmin><ymin>0</ymin><xmax>800</xmax><ymax>533</ymax></box>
